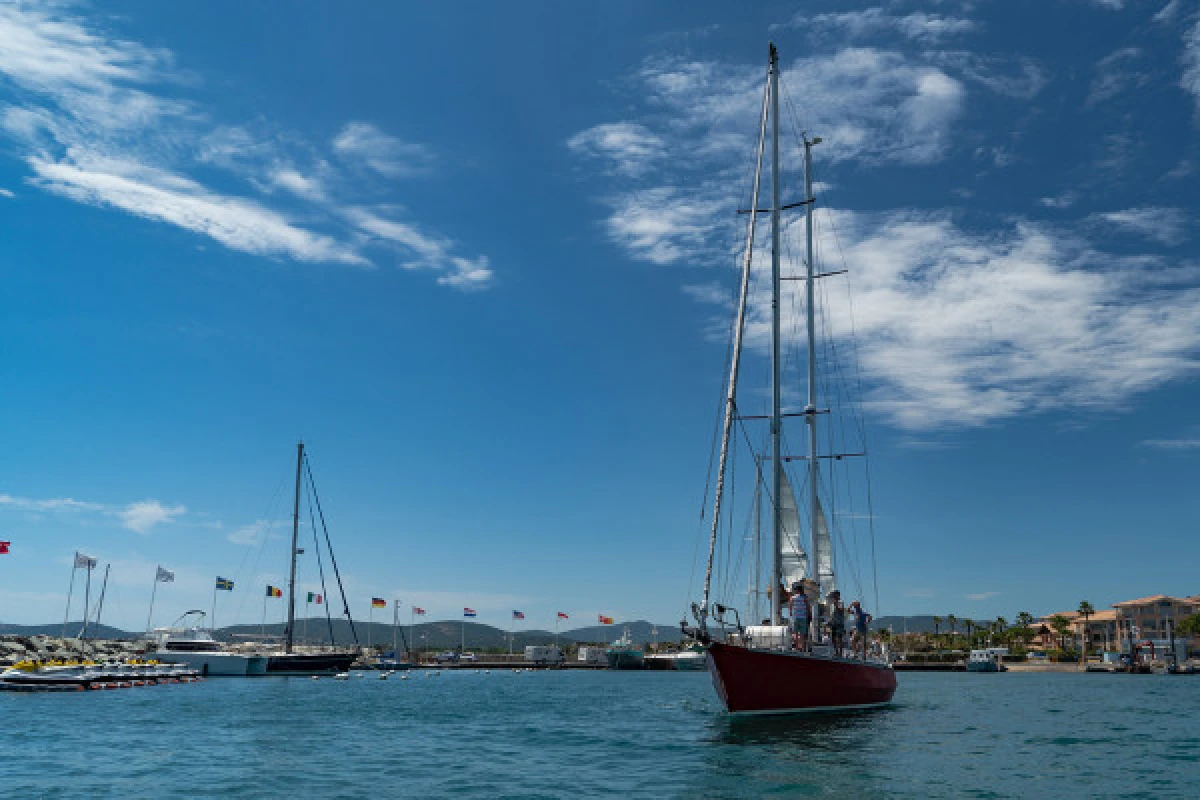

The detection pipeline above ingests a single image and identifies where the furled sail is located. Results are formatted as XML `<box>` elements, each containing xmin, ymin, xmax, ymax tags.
<box><xmin>779</xmin><ymin>471</ymin><xmax>809</xmax><ymax>588</ymax></box>
<box><xmin>814</xmin><ymin>497</ymin><xmax>836</xmax><ymax>598</ymax></box>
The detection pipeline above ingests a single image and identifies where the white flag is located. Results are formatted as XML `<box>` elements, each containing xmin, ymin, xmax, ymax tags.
<box><xmin>156</xmin><ymin>566</ymin><xmax>175</xmax><ymax>583</ymax></box>
<box><xmin>74</xmin><ymin>551</ymin><xmax>97</xmax><ymax>569</ymax></box>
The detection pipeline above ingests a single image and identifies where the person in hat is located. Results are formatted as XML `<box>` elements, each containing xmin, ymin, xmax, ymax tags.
<box><xmin>827</xmin><ymin>590</ymin><xmax>846</xmax><ymax>657</ymax></box>
<box><xmin>788</xmin><ymin>580</ymin><xmax>812</xmax><ymax>651</ymax></box>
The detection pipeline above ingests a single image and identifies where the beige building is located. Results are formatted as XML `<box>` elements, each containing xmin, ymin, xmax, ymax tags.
<box><xmin>1111</xmin><ymin>595</ymin><xmax>1198</xmax><ymax>657</ymax></box>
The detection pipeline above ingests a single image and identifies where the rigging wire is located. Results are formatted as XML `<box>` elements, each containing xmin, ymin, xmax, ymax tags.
<box><xmin>304</xmin><ymin>454</ymin><xmax>358</xmax><ymax>646</ymax></box>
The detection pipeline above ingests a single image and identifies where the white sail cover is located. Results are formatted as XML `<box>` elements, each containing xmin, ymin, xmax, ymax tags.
<box><xmin>814</xmin><ymin>497</ymin><xmax>836</xmax><ymax>598</ymax></box>
<box><xmin>778</xmin><ymin>471</ymin><xmax>809</xmax><ymax>588</ymax></box>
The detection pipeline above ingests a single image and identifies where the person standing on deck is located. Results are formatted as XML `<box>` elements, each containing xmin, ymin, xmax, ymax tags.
<box><xmin>828</xmin><ymin>590</ymin><xmax>846</xmax><ymax>657</ymax></box>
<box><xmin>850</xmin><ymin>601</ymin><xmax>872</xmax><ymax>660</ymax></box>
<box><xmin>788</xmin><ymin>581</ymin><xmax>812</xmax><ymax>651</ymax></box>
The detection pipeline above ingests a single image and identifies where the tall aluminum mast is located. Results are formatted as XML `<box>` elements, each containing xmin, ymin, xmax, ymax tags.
<box><xmin>803</xmin><ymin>136</ymin><xmax>822</xmax><ymax>599</ymax></box>
<box><xmin>769</xmin><ymin>42</ymin><xmax>784</xmax><ymax>626</ymax></box>
<box><xmin>286</xmin><ymin>440</ymin><xmax>303</xmax><ymax>654</ymax></box>
<box><xmin>697</xmin><ymin>47</ymin><xmax>771</xmax><ymax>632</ymax></box>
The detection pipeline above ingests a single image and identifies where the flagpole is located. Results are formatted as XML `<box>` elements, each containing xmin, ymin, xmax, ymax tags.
<box><xmin>393</xmin><ymin>600</ymin><xmax>399</xmax><ymax>657</ymax></box>
<box><xmin>261</xmin><ymin>590</ymin><xmax>267</xmax><ymax>638</ymax></box>
<box><xmin>461</xmin><ymin>617</ymin><xmax>465</xmax><ymax>654</ymax></box>
<box><xmin>368</xmin><ymin>604</ymin><xmax>373</xmax><ymax>653</ymax></box>
<box><xmin>63</xmin><ymin>559</ymin><xmax>77</xmax><ymax>638</ymax></box>
<box><xmin>304</xmin><ymin>597</ymin><xmax>309</xmax><ymax>645</ymax></box>
<box><xmin>147</xmin><ymin>569</ymin><xmax>159</xmax><ymax>633</ymax></box>
<box><xmin>211</xmin><ymin>581</ymin><xmax>218</xmax><ymax>634</ymax></box>
<box><xmin>410</xmin><ymin>607</ymin><xmax>415</xmax><ymax>662</ymax></box>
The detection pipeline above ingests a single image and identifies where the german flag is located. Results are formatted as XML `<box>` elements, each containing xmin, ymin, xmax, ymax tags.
<box><xmin>371</xmin><ymin>597</ymin><xmax>387</xmax><ymax>608</ymax></box>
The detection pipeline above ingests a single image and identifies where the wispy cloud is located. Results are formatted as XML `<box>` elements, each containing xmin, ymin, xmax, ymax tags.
<box><xmin>1088</xmin><ymin>47</ymin><xmax>1149</xmax><ymax>106</ymax></box>
<box><xmin>1184</xmin><ymin>14</ymin><xmax>1200</xmax><ymax>114</ymax></box>
<box><xmin>1092</xmin><ymin>207</ymin><xmax>1188</xmax><ymax>246</ymax></box>
<box><xmin>966</xmin><ymin>591</ymin><xmax>1001</xmax><ymax>601</ymax></box>
<box><xmin>0</xmin><ymin>491</ymin><xmax>186</xmax><ymax>533</ymax></box>
<box><xmin>345</xmin><ymin>207</ymin><xmax>493</xmax><ymax>289</ymax></box>
<box><xmin>0</xmin><ymin>493</ymin><xmax>104</xmax><ymax>513</ymax></box>
<box><xmin>0</xmin><ymin>4</ymin><xmax>489</xmax><ymax>290</ymax></box>
<box><xmin>567</xmin><ymin>122</ymin><xmax>665</xmax><ymax>177</ymax></box>
<box><xmin>807</xmin><ymin>9</ymin><xmax>977</xmax><ymax>43</ymax></box>
<box><xmin>116</xmin><ymin>500</ymin><xmax>186</xmax><ymax>534</ymax></box>
<box><xmin>332</xmin><ymin>121</ymin><xmax>434</xmax><ymax>178</ymax></box>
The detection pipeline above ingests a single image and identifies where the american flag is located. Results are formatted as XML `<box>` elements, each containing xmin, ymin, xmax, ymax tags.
<box><xmin>512</xmin><ymin>610</ymin><xmax>525</xmax><ymax>620</ymax></box>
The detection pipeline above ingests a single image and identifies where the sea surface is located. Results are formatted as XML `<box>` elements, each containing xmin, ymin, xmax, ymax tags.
<box><xmin>5</xmin><ymin>669</ymin><xmax>1199</xmax><ymax>798</ymax></box>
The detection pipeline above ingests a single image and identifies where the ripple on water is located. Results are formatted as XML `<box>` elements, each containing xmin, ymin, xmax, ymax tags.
<box><xmin>4</xmin><ymin>671</ymin><xmax>1200</xmax><ymax>797</ymax></box>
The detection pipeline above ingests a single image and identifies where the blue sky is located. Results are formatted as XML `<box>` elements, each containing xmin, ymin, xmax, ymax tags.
<box><xmin>0</xmin><ymin>0</ymin><xmax>1198</xmax><ymax>633</ymax></box>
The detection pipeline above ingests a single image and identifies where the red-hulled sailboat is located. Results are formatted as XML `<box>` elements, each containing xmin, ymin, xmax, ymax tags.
<box><xmin>682</xmin><ymin>43</ymin><xmax>897</xmax><ymax>714</ymax></box>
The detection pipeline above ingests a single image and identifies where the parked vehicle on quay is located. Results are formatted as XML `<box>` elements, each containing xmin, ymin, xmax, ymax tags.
<box><xmin>524</xmin><ymin>646</ymin><xmax>564</xmax><ymax>665</ymax></box>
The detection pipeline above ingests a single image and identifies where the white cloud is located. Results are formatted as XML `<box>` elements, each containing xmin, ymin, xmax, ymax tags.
<box><xmin>345</xmin><ymin>206</ymin><xmax>493</xmax><ymax>289</ymax></box>
<box><xmin>30</xmin><ymin>151</ymin><xmax>369</xmax><ymax>264</ymax></box>
<box><xmin>0</xmin><ymin>493</ymin><xmax>104</xmax><ymax>512</ymax></box>
<box><xmin>809</xmin><ymin>9</ymin><xmax>976</xmax><ymax>42</ymax></box>
<box><xmin>118</xmin><ymin>500</ymin><xmax>186</xmax><ymax>533</ymax></box>
<box><xmin>739</xmin><ymin>209</ymin><xmax>1200</xmax><ymax>430</ymax></box>
<box><xmin>966</xmin><ymin>591</ymin><xmax>1001</xmax><ymax>601</ymax></box>
<box><xmin>604</xmin><ymin>186</ymin><xmax>727</xmax><ymax>265</ymax></box>
<box><xmin>567</xmin><ymin>122</ymin><xmax>665</xmax><ymax>177</ymax></box>
<box><xmin>1039</xmin><ymin>191</ymin><xmax>1079</xmax><ymax>209</ymax></box>
<box><xmin>0</xmin><ymin>5</ymin><xmax>490</xmax><ymax>289</ymax></box>
<box><xmin>227</xmin><ymin>519</ymin><xmax>270</xmax><ymax>546</ymax></box>
<box><xmin>1092</xmin><ymin>207</ymin><xmax>1188</xmax><ymax>246</ymax></box>
<box><xmin>1154</xmin><ymin>1</ymin><xmax>1182</xmax><ymax>24</ymax></box>
<box><xmin>1184</xmin><ymin>16</ymin><xmax>1200</xmax><ymax>112</ymax></box>
<box><xmin>0</xmin><ymin>187</ymin><xmax>14</xmax><ymax>198</ymax></box>
<box><xmin>332</xmin><ymin>121</ymin><xmax>433</xmax><ymax>178</ymax></box>
<box><xmin>633</xmin><ymin>49</ymin><xmax>965</xmax><ymax>168</ymax></box>
<box><xmin>268</xmin><ymin>165</ymin><xmax>326</xmax><ymax>201</ymax></box>
<box><xmin>1088</xmin><ymin>47</ymin><xmax>1148</xmax><ymax>106</ymax></box>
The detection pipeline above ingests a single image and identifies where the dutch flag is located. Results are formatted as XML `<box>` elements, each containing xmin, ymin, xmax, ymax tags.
<box><xmin>463</xmin><ymin>607</ymin><xmax>477</xmax><ymax>617</ymax></box>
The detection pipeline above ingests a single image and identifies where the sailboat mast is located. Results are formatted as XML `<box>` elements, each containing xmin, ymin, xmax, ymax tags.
<box><xmin>698</xmin><ymin>47</ymin><xmax>771</xmax><ymax>630</ymax></box>
<box><xmin>803</xmin><ymin>136</ymin><xmax>821</xmax><ymax>599</ymax></box>
<box><xmin>769</xmin><ymin>42</ymin><xmax>784</xmax><ymax>627</ymax></box>
<box><xmin>286</xmin><ymin>440</ymin><xmax>303</xmax><ymax>654</ymax></box>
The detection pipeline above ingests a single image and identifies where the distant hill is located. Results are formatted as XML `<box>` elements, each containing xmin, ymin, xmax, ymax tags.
<box><xmin>0</xmin><ymin>622</ymin><xmax>136</xmax><ymax>640</ymax></box>
<box><xmin>871</xmin><ymin>616</ymin><xmax>940</xmax><ymax>634</ymax></box>
<box><xmin>218</xmin><ymin>618</ymin><xmax>681</xmax><ymax>650</ymax></box>
<box><xmin>0</xmin><ymin>618</ymin><xmax>682</xmax><ymax>650</ymax></box>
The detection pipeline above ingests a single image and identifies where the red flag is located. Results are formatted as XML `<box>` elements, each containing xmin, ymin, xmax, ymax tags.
<box><xmin>598</xmin><ymin>614</ymin><xmax>614</xmax><ymax>625</ymax></box>
<box><xmin>557</xmin><ymin>612</ymin><xmax>569</xmax><ymax>619</ymax></box>
<box><xmin>413</xmin><ymin>607</ymin><xmax>426</xmax><ymax>615</ymax></box>
<box><xmin>0</xmin><ymin>541</ymin><xmax>9</xmax><ymax>554</ymax></box>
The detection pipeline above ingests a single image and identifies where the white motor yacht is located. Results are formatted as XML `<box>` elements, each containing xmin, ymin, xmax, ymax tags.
<box><xmin>151</xmin><ymin>613</ymin><xmax>268</xmax><ymax>676</ymax></box>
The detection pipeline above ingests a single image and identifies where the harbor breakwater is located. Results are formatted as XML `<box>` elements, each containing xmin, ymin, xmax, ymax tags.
<box><xmin>0</xmin><ymin>635</ymin><xmax>149</xmax><ymax>665</ymax></box>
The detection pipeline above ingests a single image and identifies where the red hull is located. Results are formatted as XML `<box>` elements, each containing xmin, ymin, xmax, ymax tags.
<box><xmin>707</xmin><ymin>642</ymin><xmax>897</xmax><ymax>714</ymax></box>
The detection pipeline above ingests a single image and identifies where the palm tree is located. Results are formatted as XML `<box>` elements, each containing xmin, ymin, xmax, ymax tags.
<box><xmin>1077</xmin><ymin>601</ymin><xmax>1095</xmax><ymax>666</ymax></box>
<box><xmin>1016</xmin><ymin>611</ymin><xmax>1034</xmax><ymax>628</ymax></box>
<box><xmin>932</xmin><ymin>616</ymin><xmax>943</xmax><ymax>646</ymax></box>
<box><xmin>963</xmin><ymin>619</ymin><xmax>975</xmax><ymax>648</ymax></box>
<box><xmin>947</xmin><ymin>614</ymin><xmax>958</xmax><ymax>638</ymax></box>
<box><xmin>1050</xmin><ymin>614</ymin><xmax>1072</xmax><ymax>655</ymax></box>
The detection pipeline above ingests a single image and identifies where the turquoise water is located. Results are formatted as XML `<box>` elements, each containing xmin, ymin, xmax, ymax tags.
<box><xmin>5</xmin><ymin>670</ymin><xmax>1199</xmax><ymax>797</ymax></box>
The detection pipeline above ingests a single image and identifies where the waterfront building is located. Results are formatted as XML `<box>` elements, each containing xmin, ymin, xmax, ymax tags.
<box><xmin>1071</xmin><ymin>610</ymin><xmax>1118</xmax><ymax>654</ymax></box>
<box><xmin>1112</xmin><ymin>595</ymin><xmax>1198</xmax><ymax>659</ymax></box>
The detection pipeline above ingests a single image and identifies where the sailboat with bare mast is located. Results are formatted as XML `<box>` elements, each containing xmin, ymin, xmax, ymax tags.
<box><xmin>264</xmin><ymin>441</ymin><xmax>358</xmax><ymax>674</ymax></box>
<box><xmin>682</xmin><ymin>43</ymin><xmax>897</xmax><ymax>714</ymax></box>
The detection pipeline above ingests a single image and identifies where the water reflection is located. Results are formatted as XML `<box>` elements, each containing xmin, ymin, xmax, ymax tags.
<box><xmin>711</xmin><ymin>705</ymin><xmax>893</xmax><ymax>748</ymax></box>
